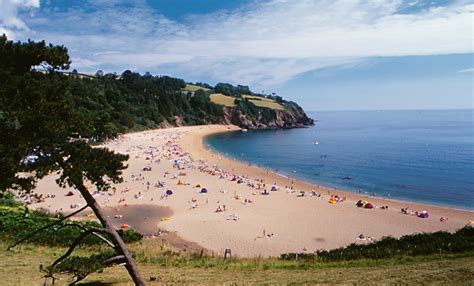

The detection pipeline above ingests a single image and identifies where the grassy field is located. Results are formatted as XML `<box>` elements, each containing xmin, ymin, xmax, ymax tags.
<box><xmin>209</xmin><ymin>93</ymin><xmax>236</xmax><ymax>107</ymax></box>
<box><xmin>243</xmin><ymin>95</ymin><xmax>285</xmax><ymax>110</ymax></box>
<box><xmin>1</xmin><ymin>239</ymin><xmax>473</xmax><ymax>285</ymax></box>
<box><xmin>210</xmin><ymin>93</ymin><xmax>286</xmax><ymax>110</ymax></box>
<box><xmin>183</xmin><ymin>84</ymin><xmax>210</xmax><ymax>92</ymax></box>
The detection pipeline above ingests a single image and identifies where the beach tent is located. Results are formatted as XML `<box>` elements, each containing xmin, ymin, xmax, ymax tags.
<box><xmin>271</xmin><ymin>186</ymin><xmax>278</xmax><ymax>192</ymax></box>
<box><xmin>356</xmin><ymin>200</ymin><xmax>369</xmax><ymax>207</ymax></box>
<box><xmin>177</xmin><ymin>180</ymin><xmax>185</xmax><ymax>186</ymax></box>
<box><xmin>357</xmin><ymin>200</ymin><xmax>365</xmax><ymax>207</ymax></box>
<box><xmin>364</xmin><ymin>203</ymin><xmax>374</xmax><ymax>209</ymax></box>
<box><xmin>195</xmin><ymin>184</ymin><xmax>202</xmax><ymax>188</ymax></box>
<box><xmin>200</xmin><ymin>188</ymin><xmax>208</xmax><ymax>193</ymax></box>
<box><xmin>66</xmin><ymin>190</ymin><xmax>75</xmax><ymax>196</ymax></box>
<box><xmin>166</xmin><ymin>190</ymin><xmax>173</xmax><ymax>195</ymax></box>
<box><xmin>418</xmin><ymin>211</ymin><xmax>429</xmax><ymax>218</ymax></box>
<box><xmin>121</xmin><ymin>224</ymin><xmax>129</xmax><ymax>229</ymax></box>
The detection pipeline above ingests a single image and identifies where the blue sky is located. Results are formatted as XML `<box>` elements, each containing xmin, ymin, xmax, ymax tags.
<box><xmin>0</xmin><ymin>0</ymin><xmax>472</xmax><ymax>111</ymax></box>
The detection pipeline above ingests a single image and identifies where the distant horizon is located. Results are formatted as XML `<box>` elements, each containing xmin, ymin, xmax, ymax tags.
<box><xmin>308</xmin><ymin>108</ymin><xmax>474</xmax><ymax>113</ymax></box>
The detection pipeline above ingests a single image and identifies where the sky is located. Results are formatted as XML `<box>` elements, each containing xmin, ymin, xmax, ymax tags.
<box><xmin>0</xmin><ymin>0</ymin><xmax>472</xmax><ymax>111</ymax></box>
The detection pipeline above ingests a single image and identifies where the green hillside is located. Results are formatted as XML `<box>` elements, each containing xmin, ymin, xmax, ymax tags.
<box><xmin>183</xmin><ymin>84</ymin><xmax>211</xmax><ymax>92</ymax></box>
<box><xmin>209</xmin><ymin>93</ymin><xmax>236</xmax><ymax>107</ymax></box>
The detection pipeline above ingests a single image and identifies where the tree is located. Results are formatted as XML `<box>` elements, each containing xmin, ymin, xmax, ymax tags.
<box><xmin>0</xmin><ymin>35</ymin><xmax>146</xmax><ymax>285</ymax></box>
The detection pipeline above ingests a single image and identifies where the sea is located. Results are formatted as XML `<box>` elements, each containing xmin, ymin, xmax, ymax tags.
<box><xmin>205</xmin><ymin>110</ymin><xmax>474</xmax><ymax>210</ymax></box>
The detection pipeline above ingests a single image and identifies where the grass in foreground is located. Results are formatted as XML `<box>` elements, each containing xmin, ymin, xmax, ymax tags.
<box><xmin>1</xmin><ymin>201</ymin><xmax>473</xmax><ymax>284</ymax></box>
<box><xmin>1</xmin><ymin>240</ymin><xmax>473</xmax><ymax>285</ymax></box>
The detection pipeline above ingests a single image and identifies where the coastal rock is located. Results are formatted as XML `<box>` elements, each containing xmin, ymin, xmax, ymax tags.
<box><xmin>222</xmin><ymin>103</ymin><xmax>314</xmax><ymax>130</ymax></box>
<box><xmin>160</xmin><ymin>97</ymin><xmax>314</xmax><ymax>130</ymax></box>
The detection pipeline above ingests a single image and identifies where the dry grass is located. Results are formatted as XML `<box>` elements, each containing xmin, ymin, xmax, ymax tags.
<box><xmin>209</xmin><ymin>93</ymin><xmax>236</xmax><ymax>107</ymax></box>
<box><xmin>183</xmin><ymin>84</ymin><xmax>210</xmax><ymax>92</ymax></box>
<box><xmin>1</xmin><ymin>240</ymin><xmax>473</xmax><ymax>285</ymax></box>
<box><xmin>243</xmin><ymin>95</ymin><xmax>285</xmax><ymax>110</ymax></box>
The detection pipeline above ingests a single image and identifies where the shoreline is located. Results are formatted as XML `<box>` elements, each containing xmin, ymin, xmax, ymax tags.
<box><xmin>183</xmin><ymin>125</ymin><xmax>473</xmax><ymax>216</ymax></box>
<box><xmin>30</xmin><ymin>124</ymin><xmax>473</xmax><ymax>257</ymax></box>
<box><xmin>202</xmin><ymin>129</ymin><xmax>474</xmax><ymax>213</ymax></box>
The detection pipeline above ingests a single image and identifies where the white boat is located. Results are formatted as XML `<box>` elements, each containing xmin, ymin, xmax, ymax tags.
<box><xmin>241</xmin><ymin>128</ymin><xmax>248</xmax><ymax>132</ymax></box>
<box><xmin>313</xmin><ymin>140</ymin><xmax>319</xmax><ymax>145</ymax></box>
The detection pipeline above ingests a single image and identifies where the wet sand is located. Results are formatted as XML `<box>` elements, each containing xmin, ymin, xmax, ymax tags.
<box><xmin>99</xmin><ymin>204</ymin><xmax>172</xmax><ymax>235</ymax></box>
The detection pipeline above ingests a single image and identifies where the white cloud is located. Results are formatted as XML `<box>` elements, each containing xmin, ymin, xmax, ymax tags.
<box><xmin>0</xmin><ymin>0</ymin><xmax>39</xmax><ymax>31</ymax></box>
<box><xmin>457</xmin><ymin>68</ymin><xmax>474</xmax><ymax>73</ymax></box>
<box><xmin>7</xmin><ymin>0</ymin><xmax>474</xmax><ymax>89</ymax></box>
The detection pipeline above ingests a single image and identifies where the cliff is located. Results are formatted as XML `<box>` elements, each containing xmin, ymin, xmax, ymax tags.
<box><xmin>222</xmin><ymin>103</ymin><xmax>314</xmax><ymax>130</ymax></box>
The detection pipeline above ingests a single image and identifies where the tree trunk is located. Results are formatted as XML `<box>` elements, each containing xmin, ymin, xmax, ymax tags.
<box><xmin>77</xmin><ymin>183</ymin><xmax>146</xmax><ymax>285</ymax></box>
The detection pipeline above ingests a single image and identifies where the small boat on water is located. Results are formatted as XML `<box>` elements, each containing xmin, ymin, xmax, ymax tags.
<box><xmin>241</xmin><ymin>128</ymin><xmax>248</xmax><ymax>132</ymax></box>
<box><xmin>313</xmin><ymin>140</ymin><xmax>319</xmax><ymax>145</ymax></box>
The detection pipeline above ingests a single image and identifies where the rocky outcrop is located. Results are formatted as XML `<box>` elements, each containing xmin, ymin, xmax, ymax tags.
<box><xmin>222</xmin><ymin>103</ymin><xmax>314</xmax><ymax>130</ymax></box>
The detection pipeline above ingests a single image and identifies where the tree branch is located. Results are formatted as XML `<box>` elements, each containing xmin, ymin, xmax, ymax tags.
<box><xmin>50</xmin><ymin>229</ymin><xmax>93</xmax><ymax>268</ymax></box>
<box><xmin>92</xmin><ymin>231</ymin><xmax>116</xmax><ymax>248</ymax></box>
<box><xmin>8</xmin><ymin>204</ymin><xmax>89</xmax><ymax>250</ymax></box>
<box><xmin>103</xmin><ymin>255</ymin><xmax>126</xmax><ymax>266</ymax></box>
<box><xmin>54</xmin><ymin>223</ymin><xmax>116</xmax><ymax>248</ymax></box>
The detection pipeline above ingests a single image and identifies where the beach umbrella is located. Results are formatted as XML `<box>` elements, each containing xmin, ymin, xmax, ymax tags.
<box><xmin>364</xmin><ymin>203</ymin><xmax>374</xmax><ymax>209</ymax></box>
<box><xmin>418</xmin><ymin>211</ymin><xmax>429</xmax><ymax>218</ymax></box>
<box><xmin>166</xmin><ymin>190</ymin><xmax>173</xmax><ymax>195</ymax></box>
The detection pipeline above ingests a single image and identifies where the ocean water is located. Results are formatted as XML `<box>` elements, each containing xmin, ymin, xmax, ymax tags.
<box><xmin>205</xmin><ymin>110</ymin><xmax>474</xmax><ymax>210</ymax></box>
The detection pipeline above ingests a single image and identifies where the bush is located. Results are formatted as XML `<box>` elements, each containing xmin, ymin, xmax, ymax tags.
<box><xmin>0</xmin><ymin>203</ymin><xmax>143</xmax><ymax>247</ymax></box>
<box><xmin>281</xmin><ymin>226</ymin><xmax>474</xmax><ymax>262</ymax></box>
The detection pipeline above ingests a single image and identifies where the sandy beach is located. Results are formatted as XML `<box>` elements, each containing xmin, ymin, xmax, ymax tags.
<box><xmin>29</xmin><ymin>125</ymin><xmax>473</xmax><ymax>257</ymax></box>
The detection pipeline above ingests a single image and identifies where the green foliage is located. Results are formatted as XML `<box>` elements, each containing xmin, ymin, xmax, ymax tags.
<box><xmin>214</xmin><ymin>82</ymin><xmax>251</xmax><ymax>97</ymax></box>
<box><xmin>117</xmin><ymin>228</ymin><xmax>144</xmax><ymax>244</ymax></box>
<box><xmin>235</xmin><ymin>98</ymin><xmax>258</xmax><ymax>120</ymax></box>
<box><xmin>0</xmin><ymin>191</ymin><xmax>18</xmax><ymax>207</ymax></box>
<box><xmin>0</xmin><ymin>34</ymin><xmax>128</xmax><ymax>194</ymax></box>
<box><xmin>43</xmin><ymin>250</ymin><xmax>117</xmax><ymax>284</ymax></box>
<box><xmin>281</xmin><ymin>226</ymin><xmax>474</xmax><ymax>262</ymax></box>
<box><xmin>68</xmin><ymin>71</ymin><xmax>225</xmax><ymax>140</ymax></box>
<box><xmin>0</xmin><ymin>203</ymin><xmax>142</xmax><ymax>246</ymax></box>
<box><xmin>192</xmin><ymin>82</ymin><xmax>213</xmax><ymax>89</ymax></box>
